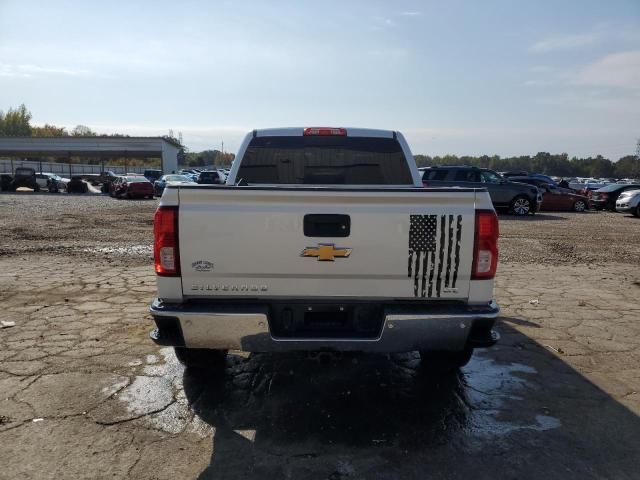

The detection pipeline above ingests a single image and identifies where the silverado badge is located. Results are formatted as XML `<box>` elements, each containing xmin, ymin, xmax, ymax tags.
<box><xmin>301</xmin><ymin>243</ymin><xmax>352</xmax><ymax>261</ymax></box>
<box><xmin>192</xmin><ymin>260</ymin><xmax>214</xmax><ymax>272</ymax></box>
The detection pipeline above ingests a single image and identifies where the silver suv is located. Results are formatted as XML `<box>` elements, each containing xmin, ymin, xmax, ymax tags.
<box><xmin>421</xmin><ymin>166</ymin><xmax>542</xmax><ymax>215</ymax></box>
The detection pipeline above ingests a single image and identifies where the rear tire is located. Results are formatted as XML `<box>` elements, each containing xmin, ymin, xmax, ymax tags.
<box><xmin>573</xmin><ymin>199</ymin><xmax>586</xmax><ymax>212</ymax></box>
<box><xmin>634</xmin><ymin>205</ymin><xmax>640</xmax><ymax>218</ymax></box>
<box><xmin>419</xmin><ymin>347</ymin><xmax>473</xmax><ymax>371</ymax></box>
<box><xmin>174</xmin><ymin>347</ymin><xmax>227</xmax><ymax>370</ymax></box>
<box><xmin>510</xmin><ymin>196</ymin><xmax>532</xmax><ymax>216</ymax></box>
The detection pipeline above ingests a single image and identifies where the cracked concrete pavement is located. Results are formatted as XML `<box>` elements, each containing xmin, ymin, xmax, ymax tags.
<box><xmin>0</xmin><ymin>194</ymin><xmax>639</xmax><ymax>479</ymax></box>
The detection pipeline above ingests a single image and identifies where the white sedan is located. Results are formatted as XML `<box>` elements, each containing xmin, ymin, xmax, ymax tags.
<box><xmin>35</xmin><ymin>173</ymin><xmax>69</xmax><ymax>191</ymax></box>
<box><xmin>616</xmin><ymin>189</ymin><xmax>640</xmax><ymax>217</ymax></box>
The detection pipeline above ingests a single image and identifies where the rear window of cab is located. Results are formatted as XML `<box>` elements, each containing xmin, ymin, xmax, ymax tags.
<box><xmin>237</xmin><ymin>136</ymin><xmax>413</xmax><ymax>185</ymax></box>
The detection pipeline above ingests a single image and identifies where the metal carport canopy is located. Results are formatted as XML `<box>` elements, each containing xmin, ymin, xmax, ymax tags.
<box><xmin>0</xmin><ymin>136</ymin><xmax>181</xmax><ymax>173</ymax></box>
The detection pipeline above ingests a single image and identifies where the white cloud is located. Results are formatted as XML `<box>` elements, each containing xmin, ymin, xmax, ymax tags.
<box><xmin>399</xmin><ymin>11</ymin><xmax>422</xmax><ymax>16</ymax></box>
<box><xmin>572</xmin><ymin>51</ymin><xmax>640</xmax><ymax>90</ymax></box>
<box><xmin>41</xmin><ymin>123</ymin><xmax>251</xmax><ymax>152</ymax></box>
<box><xmin>529</xmin><ymin>33</ymin><xmax>599</xmax><ymax>53</ymax></box>
<box><xmin>0</xmin><ymin>63</ymin><xmax>93</xmax><ymax>78</ymax></box>
<box><xmin>523</xmin><ymin>51</ymin><xmax>640</xmax><ymax>114</ymax></box>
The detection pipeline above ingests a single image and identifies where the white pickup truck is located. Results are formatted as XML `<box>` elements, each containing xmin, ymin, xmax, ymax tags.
<box><xmin>149</xmin><ymin>127</ymin><xmax>500</xmax><ymax>370</ymax></box>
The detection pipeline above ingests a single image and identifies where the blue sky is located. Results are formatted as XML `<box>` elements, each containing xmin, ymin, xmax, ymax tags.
<box><xmin>1</xmin><ymin>0</ymin><xmax>639</xmax><ymax>159</ymax></box>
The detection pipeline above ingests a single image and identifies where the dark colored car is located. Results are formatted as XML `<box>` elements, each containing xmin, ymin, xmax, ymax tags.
<box><xmin>590</xmin><ymin>184</ymin><xmax>640</xmax><ymax>211</ymax></box>
<box><xmin>422</xmin><ymin>166</ymin><xmax>542</xmax><ymax>215</ymax></box>
<box><xmin>144</xmin><ymin>169</ymin><xmax>163</xmax><ymax>182</ymax></box>
<box><xmin>502</xmin><ymin>171</ymin><xmax>557</xmax><ymax>185</ymax></box>
<box><xmin>500</xmin><ymin>170</ymin><xmax>529</xmax><ymax>178</ymax></box>
<box><xmin>508</xmin><ymin>177</ymin><xmax>589</xmax><ymax>212</ymax></box>
<box><xmin>109</xmin><ymin>175</ymin><xmax>154</xmax><ymax>199</ymax></box>
<box><xmin>196</xmin><ymin>170</ymin><xmax>225</xmax><ymax>185</ymax></box>
<box><xmin>66</xmin><ymin>176</ymin><xmax>89</xmax><ymax>194</ymax></box>
<box><xmin>1</xmin><ymin>173</ymin><xmax>13</xmax><ymax>191</ymax></box>
<box><xmin>8</xmin><ymin>167</ymin><xmax>39</xmax><ymax>191</ymax></box>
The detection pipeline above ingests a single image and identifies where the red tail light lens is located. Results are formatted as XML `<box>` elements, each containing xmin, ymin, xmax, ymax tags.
<box><xmin>154</xmin><ymin>206</ymin><xmax>180</xmax><ymax>276</ymax></box>
<box><xmin>303</xmin><ymin>127</ymin><xmax>347</xmax><ymax>136</ymax></box>
<box><xmin>472</xmin><ymin>210</ymin><xmax>499</xmax><ymax>280</ymax></box>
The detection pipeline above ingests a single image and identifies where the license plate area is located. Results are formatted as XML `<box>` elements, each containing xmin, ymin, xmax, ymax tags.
<box><xmin>269</xmin><ymin>303</ymin><xmax>383</xmax><ymax>339</ymax></box>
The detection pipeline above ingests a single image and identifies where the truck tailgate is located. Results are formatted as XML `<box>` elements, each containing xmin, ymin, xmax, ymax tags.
<box><xmin>177</xmin><ymin>187</ymin><xmax>478</xmax><ymax>300</ymax></box>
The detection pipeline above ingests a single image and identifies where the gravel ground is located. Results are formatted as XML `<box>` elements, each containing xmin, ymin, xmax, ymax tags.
<box><xmin>1</xmin><ymin>192</ymin><xmax>639</xmax><ymax>479</ymax></box>
<box><xmin>0</xmin><ymin>193</ymin><xmax>155</xmax><ymax>264</ymax></box>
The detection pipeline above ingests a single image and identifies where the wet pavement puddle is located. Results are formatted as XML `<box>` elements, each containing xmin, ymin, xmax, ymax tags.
<box><xmin>108</xmin><ymin>347</ymin><xmax>560</xmax><ymax>447</ymax></box>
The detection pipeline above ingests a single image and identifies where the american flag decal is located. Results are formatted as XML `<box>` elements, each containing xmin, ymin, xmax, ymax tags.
<box><xmin>407</xmin><ymin>214</ymin><xmax>463</xmax><ymax>297</ymax></box>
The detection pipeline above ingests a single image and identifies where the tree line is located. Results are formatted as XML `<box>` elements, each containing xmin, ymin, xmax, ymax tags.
<box><xmin>0</xmin><ymin>104</ymin><xmax>236</xmax><ymax>167</ymax></box>
<box><xmin>0</xmin><ymin>104</ymin><xmax>110</xmax><ymax>138</ymax></box>
<box><xmin>415</xmin><ymin>151</ymin><xmax>640</xmax><ymax>179</ymax></box>
<box><xmin>2</xmin><ymin>104</ymin><xmax>638</xmax><ymax>176</ymax></box>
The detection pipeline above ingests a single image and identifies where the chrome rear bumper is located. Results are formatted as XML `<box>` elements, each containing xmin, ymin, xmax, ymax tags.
<box><xmin>149</xmin><ymin>298</ymin><xmax>500</xmax><ymax>353</ymax></box>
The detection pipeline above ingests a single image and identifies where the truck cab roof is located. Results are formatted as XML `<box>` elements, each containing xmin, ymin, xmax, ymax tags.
<box><xmin>254</xmin><ymin>127</ymin><xmax>397</xmax><ymax>138</ymax></box>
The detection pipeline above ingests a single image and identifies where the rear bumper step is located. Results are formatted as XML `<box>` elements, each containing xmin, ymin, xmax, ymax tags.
<box><xmin>149</xmin><ymin>299</ymin><xmax>500</xmax><ymax>353</ymax></box>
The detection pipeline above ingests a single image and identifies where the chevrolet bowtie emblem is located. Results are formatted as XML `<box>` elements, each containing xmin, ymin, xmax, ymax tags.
<box><xmin>301</xmin><ymin>243</ymin><xmax>352</xmax><ymax>261</ymax></box>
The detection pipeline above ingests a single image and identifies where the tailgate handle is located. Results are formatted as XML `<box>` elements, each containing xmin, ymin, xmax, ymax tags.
<box><xmin>304</xmin><ymin>214</ymin><xmax>350</xmax><ymax>237</ymax></box>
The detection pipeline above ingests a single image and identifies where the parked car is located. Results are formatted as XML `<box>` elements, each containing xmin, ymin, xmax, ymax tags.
<box><xmin>1</xmin><ymin>173</ymin><xmax>13</xmax><ymax>191</ymax></box>
<box><xmin>144</xmin><ymin>169</ymin><xmax>163</xmax><ymax>183</ymax></box>
<box><xmin>178</xmin><ymin>169</ymin><xmax>200</xmax><ymax>182</ymax></box>
<box><xmin>500</xmin><ymin>170</ymin><xmax>529</xmax><ymax>178</ymax></box>
<box><xmin>590</xmin><ymin>183</ymin><xmax>640</xmax><ymax>211</ymax></box>
<box><xmin>196</xmin><ymin>170</ymin><xmax>225</xmax><ymax>185</ymax></box>
<box><xmin>569</xmin><ymin>179</ymin><xmax>608</xmax><ymax>194</ymax></box>
<box><xmin>154</xmin><ymin>174</ymin><xmax>195</xmax><ymax>196</ymax></box>
<box><xmin>35</xmin><ymin>172</ymin><xmax>69</xmax><ymax>191</ymax></box>
<box><xmin>100</xmin><ymin>171</ymin><xmax>119</xmax><ymax>193</ymax></box>
<box><xmin>8</xmin><ymin>167</ymin><xmax>39</xmax><ymax>191</ymax></box>
<box><xmin>66</xmin><ymin>176</ymin><xmax>89</xmax><ymax>194</ymax></box>
<box><xmin>150</xmin><ymin>126</ymin><xmax>500</xmax><ymax>371</ymax></box>
<box><xmin>422</xmin><ymin>166</ymin><xmax>542</xmax><ymax>215</ymax></box>
<box><xmin>508</xmin><ymin>177</ymin><xmax>589</xmax><ymax>212</ymax></box>
<box><xmin>615</xmin><ymin>189</ymin><xmax>640</xmax><ymax>217</ymax></box>
<box><xmin>502</xmin><ymin>171</ymin><xmax>557</xmax><ymax>185</ymax></box>
<box><xmin>109</xmin><ymin>175</ymin><xmax>154</xmax><ymax>199</ymax></box>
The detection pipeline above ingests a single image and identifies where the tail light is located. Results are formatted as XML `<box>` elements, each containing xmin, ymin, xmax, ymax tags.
<box><xmin>600</xmin><ymin>192</ymin><xmax>608</xmax><ymax>199</ymax></box>
<box><xmin>472</xmin><ymin>210</ymin><xmax>499</xmax><ymax>280</ymax></box>
<box><xmin>154</xmin><ymin>206</ymin><xmax>180</xmax><ymax>276</ymax></box>
<box><xmin>303</xmin><ymin>127</ymin><xmax>347</xmax><ymax>136</ymax></box>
